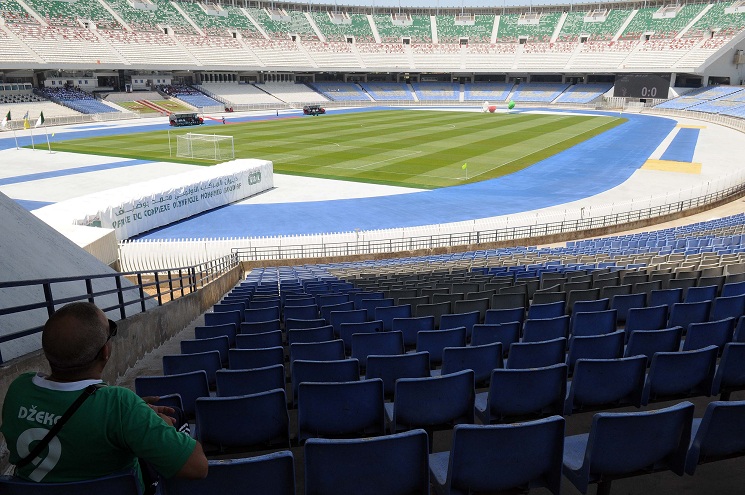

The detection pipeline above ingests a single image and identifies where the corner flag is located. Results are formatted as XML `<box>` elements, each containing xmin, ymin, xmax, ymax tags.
<box><xmin>35</xmin><ymin>111</ymin><xmax>45</xmax><ymax>128</ymax></box>
<box><xmin>462</xmin><ymin>163</ymin><xmax>468</xmax><ymax>170</ymax></box>
<box><xmin>1</xmin><ymin>111</ymin><xmax>9</xmax><ymax>129</ymax></box>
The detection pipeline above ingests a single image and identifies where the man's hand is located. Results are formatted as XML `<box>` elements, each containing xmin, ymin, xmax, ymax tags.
<box><xmin>142</xmin><ymin>396</ymin><xmax>177</xmax><ymax>426</ymax></box>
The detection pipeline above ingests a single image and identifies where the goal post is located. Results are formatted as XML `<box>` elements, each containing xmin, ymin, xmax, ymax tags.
<box><xmin>174</xmin><ymin>133</ymin><xmax>235</xmax><ymax>161</ymax></box>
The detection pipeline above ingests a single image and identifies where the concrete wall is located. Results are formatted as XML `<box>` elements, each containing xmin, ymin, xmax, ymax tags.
<box><xmin>0</xmin><ymin>264</ymin><xmax>243</xmax><ymax>475</ymax></box>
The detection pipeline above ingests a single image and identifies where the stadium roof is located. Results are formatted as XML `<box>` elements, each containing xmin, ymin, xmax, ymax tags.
<box><xmin>293</xmin><ymin>0</ymin><xmax>617</xmax><ymax>9</ymax></box>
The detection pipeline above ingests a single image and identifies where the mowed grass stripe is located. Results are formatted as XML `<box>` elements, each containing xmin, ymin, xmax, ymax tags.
<box><xmin>49</xmin><ymin>110</ymin><xmax>625</xmax><ymax>189</ymax></box>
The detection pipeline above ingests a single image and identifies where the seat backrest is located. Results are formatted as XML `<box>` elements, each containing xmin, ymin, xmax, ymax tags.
<box><xmin>244</xmin><ymin>306</ymin><xmax>280</xmax><ymax>324</ymax></box>
<box><xmin>415</xmin><ymin>301</ymin><xmax>452</xmax><ymax>328</ymax></box>
<box><xmin>289</xmin><ymin>339</ymin><xmax>345</xmax><ymax>365</ymax></box>
<box><xmin>454</xmin><ymin>298</ymin><xmax>490</xmax><ymax>322</ymax></box>
<box><xmin>527</xmin><ymin>301</ymin><xmax>564</xmax><ymax>320</ymax></box>
<box><xmin>625</xmin><ymin>305</ymin><xmax>669</xmax><ymax>338</ymax></box>
<box><xmin>291</xmin><ymin>358</ymin><xmax>360</xmax><ymax>404</ymax></box>
<box><xmin>684</xmin><ymin>399</ymin><xmax>745</xmax><ymax>475</ymax></box>
<box><xmin>329</xmin><ymin>309</ymin><xmax>368</xmax><ymax>336</ymax></box>
<box><xmin>288</xmin><ymin>325</ymin><xmax>335</xmax><ymax>345</ymax></box>
<box><xmin>195</xmin><ymin>323</ymin><xmax>237</xmax><ymax>347</ymax></box>
<box><xmin>624</xmin><ymin>327</ymin><xmax>683</xmax><ymax>361</ymax></box>
<box><xmin>712</xmin><ymin>342</ymin><xmax>745</xmax><ymax>398</ymax></box>
<box><xmin>162</xmin><ymin>350</ymin><xmax>221</xmax><ymax>388</ymax></box>
<box><xmin>375</xmin><ymin>304</ymin><xmax>412</xmax><ymax>331</ymax></box>
<box><xmin>0</xmin><ymin>473</ymin><xmax>141</xmax><ymax>495</ymax></box>
<box><xmin>180</xmin><ymin>336</ymin><xmax>229</xmax><ymax>366</ymax></box>
<box><xmin>391</xmin><ymin>316</ymin><xmax>435</xmax><ymax>347</ymax></box>
<box><xmin>215</xmin><ymin>363</ymin><xmax>285</xmax><ymax>397</ymax></box>
<box><xmin>205</xmin><ymin>310</ymin><xmax>242</xmax><ymax>328</ymax></box>
<box><xmin>135</xmin><ymin>370</ymin><xmax>209</xmax><ymax>418</ymax></box>
<box><xmin>570</xmin><ymin>309</ymin><xmax>617</xmax><ymax>337</ymax></box>
<box><xmin>240</xmin><ymin>319</ymin><xmax>281</xmax><ymax>335</ymax></box>
<box><xmin>162</xmin><ymin>451</ymin><xmax>295</xmax><ymax>495</ymax></box>
<box><xmin>685</xmin><ymin>285</ymin><xmax>718</xmax><ymax>304</ymax></box>
<box><xmin>366</xmin><ymin>351</ymin><xmax>430</xmax><ymax>398</ymax></box>
<box><xmin>235</xmin><ymin>330</ymin><xmax>283</xmax><ymax>350</ymax></box>
<box><xmin>444</xmin><ymin>417</ymin><xmax>565</xmax><ymax>495</ymax></box>
<box><xmin>320</xmin><ymin>301</ymin><xmax>355</xmax><ymax>322</ymax></box>
<box><xmin>317</xmin><ymin>293</ymin><xmax>350</xmax><ymax>307</ymax></box>
<box><xmin>352</xmin><ymin>291</ymin><xmax>385</xmax><ymax>309</ymax></box>
<box><xmin>358</xmin><ymin>298</ymin><xmax>395</xmax><ymax>320</ymax></box>
<box><xmin>484</xmin><ymin>307</ymin><xmax>525</xmax><ymax>326</ymax></box>
<box><xmin>566</xmin><ymin>331</ymin><xmax>624</xmax><ymax>372</ymax></box>
<box><xmin>522</xmin><ymin>316</ymin><xmax>569</xmax><ymax>343</ymax></box>
<box><xmin>304</xmin><ymin>429</ymin><xmax>430</xmax><ymax>495</ymax></box>
<box><xmin>471</xmin><ymin>322</ymin><xmax>520</xmax><ymax>350</ymax></box>
<box><xmin>440</xmin><ymin>342</ymin><xmax>503</xmax><ymax>386</ymax></box>
<box><xmin>228</xmin><ymin>346</ymin><xmax>284</xmax><ymax>371</ymax></box>
<box><xmin>566</xmin><ymin>288</ymin><xmax>601</xmax><ymax>314</ymax></box>
<box><xmin>709</xmin><ymin>294</ymin><xmax>745</xmax><ymax>321</ymax></box>
<box><xmin>491</xmin><ymin>293</ymin><xmax>527</xmax><ymax>311</ymax></box>
<box><xmin>609</xmin><ymin>292</ymin><xmax>646</xmax><ymax>324</ymax></box>
<box><xmin>565</xmin><ymin>356</ymin><xmax>647</xmax><ymax>415</ymax></box>
<box><xmin>283</xmin><ymin>304</ymin><xmax>319</xmax><ymax>322</ymax></box>
<box><xmin>340</xmin><ymin>320</ymin><xmax>384</xmax><ymax>354</ymax></box>
<box><xmin>648</xmin><ymin>288</ymin><xmax>683</xmax><ymax>308</ymax></box>
<box><xmin>416</xmin><ymin>327</ymin><xmax>467</xmax><ymax>367</ymax></box>
<box><xmin>584</xmin><ymin>401</ymin><xmax>694</xmax><ymax>478</ymax></box>
<box><xmin>682</xmin><ymin>317</ymin><xmax>735</xmax><ymax>352</ymax></box>
<box><xmin>351</xmin><ymin>331</ymin><xmax>404</xmax><ymax>368</ymax></box>
<box><xmin>392</xmin><ymin>370</ymin><xmax>475</xmax><ymax>432</ymax></box>
<box><xmin>668</xmin><ymin>301</ymin><xmax>712</xmax><ymax>329</ymax></box>
<box><xmin>507</xmin><ymin>337</ymin><xmax>567</xmax><ymax>369</ymax></box>
<box><xmin>573</xmin><ymin>298</ymin><xmax>610</xmax><ymax>314</ymax></box>
<box><xmin>439</xmin><ymin>311</ymin><xmax>480</xmax><ymax>339</ymax></box>
<box><xmin>297</xmin><ymin>379</ymin><xmax>385</xmax><ymax>443</ymax></box>
<box><xmin>485</xmin><ymin>364</ymin><xmax>567</xmax><ymax>422</ymax></box>
<box><xmin>531</xmin><ymin>291</ymin><xmax>567</xmax><ymax>307</ymax></box>
<box><xmin>642</xmin><ymin>345</ymin><xmax>718</xmax><ymax>405</ymax></box>
<box><xmin>195</xmin><ymin>388</ymin><xmax>290</xmax><ymax>451</ymax></box>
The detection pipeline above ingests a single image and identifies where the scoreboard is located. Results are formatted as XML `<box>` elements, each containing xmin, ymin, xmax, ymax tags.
<box><xmin>614</xmin><ymin>74</ymin><xmax>671</xmax><ymax>99</ymax></box>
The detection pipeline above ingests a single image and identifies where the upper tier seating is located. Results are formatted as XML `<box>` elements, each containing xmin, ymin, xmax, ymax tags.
<box><xmin>557</xmin><ymin>9</ymin><xmax>631</xmax><ymax>42</ymax></box>
<box><xmin>0</xmin><ymin>0</ymin><xmax>37</xmax><ymax>24</ymax></box>
<box><xmin>159</xmin><ymin>84</ymin><xmax>220</xmax><ymax>108</ymax></box>
<box><xmin>176</xmin><ymin>2</ymin><xmax>261</xmax><ymax>38</ymax></box>
<box><xmin>8</xmin><ymin>24</ymin><xmax>122</xmax><ymax>65</ymax></box>
<box><xmin>496</xmin><ymin>12</ymin><xmax>562</xmax><ymax>42</ymax></box>
<box><xmin>105</xmin><ymin>0</ymin><xmax>195</xmax><ymax>34</ymax></box>
<box><xmin>655</xmin><ymin>86</ymin><xmax>745</xmax><ymax>115</ymax></box>
<box><xmin>258</xmin><ymin>82</ymin><xmax>330</xmax><ymax>103</ymax></box>
<box><xmin>310</xmin><ymin>11</ymin><xmax>375</xmax><ymax>43</ymax></box>
<box><xmin>245</xmin><ymin>7</ymin><xmax>319</xmax><ymax>41</ymax></box>
<box><xmin>619</xmin><ymin>4</ymin><xmax>707</xmax><ymax>40</ymax></box>
<box><xmin>436</xmin><ymin>14</ymin><xmax>495</xmax><ymax>44</ymax></box>
<box><xmin>686</xmin><ymin>2</ymin><xmax>745</xmax><ymax>39</ymax></box>
<box><xmin>23</xmin><ymin>0</ymin><xmax>121</xmax><ymax>30</ymax></box>
<box><xmin>373</xmin><ymin>13</ymin><xmax>432</xmax><ymax>43</ymax></box>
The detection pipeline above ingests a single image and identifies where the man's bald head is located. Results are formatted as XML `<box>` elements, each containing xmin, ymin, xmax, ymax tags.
<box><xmin>42</xmin><ymin>302</ymin><xmax>110</xmax><ymax>371</ymax></box>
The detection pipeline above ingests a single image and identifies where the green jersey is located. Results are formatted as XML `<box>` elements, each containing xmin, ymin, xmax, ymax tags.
<box><xmin>0</xmin><ymin>372</ymin><xmax>196</xmax><ymax>485</ymax></box>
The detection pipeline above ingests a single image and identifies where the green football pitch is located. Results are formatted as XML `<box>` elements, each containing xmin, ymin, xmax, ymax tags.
<box><xmin>51</xmin><ymin>110</ymin><xmax>624</xmax><ymax>189</ymax></box>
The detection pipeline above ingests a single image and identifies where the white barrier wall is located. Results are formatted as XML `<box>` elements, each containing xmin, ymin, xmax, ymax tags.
<box><xmin>34</xmin><ymin>159</ymin><xmax>273</xmax><ymax>240</ymax></box>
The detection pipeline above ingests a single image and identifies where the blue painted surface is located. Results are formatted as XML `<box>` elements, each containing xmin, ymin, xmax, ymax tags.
<box><xmin>14</xmin><ymin>199</ymin><xmax>52</xmax><ymax>211</ymax></box>
<box><xmin>137</xmin><ymin>112</ymin><xmax>676</xmax><ymax>239</ymax></box>
<box><xmin>660</xmin><ymin>128</ymin><xmax>699</xmax><ymax>163</ymax></box>
<box><xmin>0</xmin><ymin>159</ymin><xmax>152</xmax><ymax>186</ymax></box>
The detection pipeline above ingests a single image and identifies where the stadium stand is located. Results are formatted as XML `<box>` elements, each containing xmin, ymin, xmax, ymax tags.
<box><xmin>244</xmin><ymin>38</ymin><xmax>314</xmax><ymax>68</ymax></box>
<box><xmin>463</xmin><ymin>82</ymin><xmax>514</xmax><ymax>101</ymax></box>
<box><xmin>196</xmin><ymin>83</ymin><xmax>284</xmax><ymax>105</ymax></box>
<box><xmin>553</xmin><ymin>83</ymin><xmax>613</xmax><ymax>103</ymax></box>
<box><xmin>0</xmin><ymin>0</ymin><xmax>37</xmax><ymax>24</ymax></box>
<box><xmin>310</xmin><ymin>11</ymin><xmax>375</xmax><ymax>43</ymax></box>
<box><xmin>436</xmin><ymin>13</ymin><xmax>495</xmax><ymax>44</ymax></box>
<box><xmin>496</xmin><ymin>11</ymin><xmax>562</xmax><ymax>42</ymax></box>
<box><xmin>37</xmin><ymin>86</ymin><xmax>120</xmax><ymax>114</ymax></box>
<box><xmin>509</xmin><ymin>82</ymin><xmax>571</xmax><ymax>103</ymax></box>
<box><xmin>373</xmin><ymin>13</ymin><xmax>432</xmax><ymax>43</ymax></box>
<box><xmin>411</xmin><ymin>82</ymin><xmax>460</xmax><ymax>101</ymax></box>
<box><xmin>303</xmin><ymin>41</ymin><xmax>362</xmax><ymax>69</ymax></box>
<box><xmin>686</xmin><ymin>2</ymin><xmax>745</xmax><ymax>39</ymax></box>
<box><xmin>176</xmin><ymin>2</ymin><xmax>262</xmax><ymax>38</ymax></box>
<box><xmin>22</xmin><ymin>0</ymin><xmax>121</xmax><ymax>30</ymax></box>
<box><xmin>159</xmin><ymin>84</ymin><xmax>221</xmax><ymax>108</ymax></box>
<box><xmin>620</xmin><ymin>4</ymin><xmax>707</xmax><ymax>40</ymax></box>
<box><xmin>358</xmin><ymin>81</ymin><xmax>415</xmax><ymax>101</ymax></box>
<box><xmin>257</xmin><ymin>82</ymin><xmax>330</xmax><ymax>103</ymax></box>
<box><xmin>557</xmin><ymin>9</ymin><xmax>631</xmax><ymax>42</ymax></box>
<box><xmin>105</xmin><ymin>0</ymin><xmax>196</xmax><ymax>34</ymax></box>
<box><xmin>245</xmin><ymin>7</ymin><xmax>319</xmax><ymax>41</ymax></box>
<box><xmin>307</xmin><ymin>81</ymin><xmax>370</xmax><ymax>101</ymax></box>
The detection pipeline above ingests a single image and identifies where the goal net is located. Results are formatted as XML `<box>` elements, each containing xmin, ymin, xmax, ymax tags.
<box><xmin>175</xmin><ymin>133</ymin><xmax>235</xmax><ymax>161</ymax></box>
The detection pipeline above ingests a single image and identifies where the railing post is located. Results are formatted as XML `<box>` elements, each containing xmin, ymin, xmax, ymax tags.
<box><xmin>154</xmin><ymin>272</ymin><xmax>163</xmax><ymax>306</ymax></box>
<box><xmin>137</xmin><ymin>273</ymin><xmax>146</xmax><ymax>312</ymax></box>
<box><xmin>115</xmin><ymin>275</ymin><xmax>126</xmax><ymax>319</ymax></box>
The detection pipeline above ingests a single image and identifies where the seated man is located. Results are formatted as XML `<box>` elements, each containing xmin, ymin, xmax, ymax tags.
<box><xmin>0</xmin><ymin>302</ymin><xmax>208</xmax><ymax>491</ymax></box>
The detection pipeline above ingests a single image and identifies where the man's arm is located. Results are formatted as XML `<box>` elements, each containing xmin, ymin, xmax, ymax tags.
<box><xmin>175</xmin><ymin>441</ymin><xmax>208</xmax><ymax>479</ymax></box>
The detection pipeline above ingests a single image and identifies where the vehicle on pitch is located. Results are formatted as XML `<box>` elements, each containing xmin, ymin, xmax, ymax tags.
<box><xmin>303</xmin><ymin>105</ymin><xmax>326</xmax><ymax>116</ymax></box>
<box><xmin>169</xmin><ymin>112</ymin><xmax>205</xmax><ymax>127</ymax></box>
